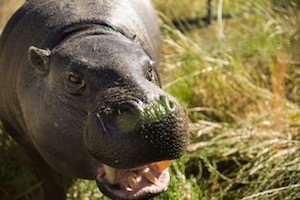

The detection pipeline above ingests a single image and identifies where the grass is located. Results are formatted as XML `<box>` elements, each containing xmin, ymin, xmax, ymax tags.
<box><xmin>1</xmin><ymin>0</ymin><xmax>300</xmax><ymax>199</ymax></box>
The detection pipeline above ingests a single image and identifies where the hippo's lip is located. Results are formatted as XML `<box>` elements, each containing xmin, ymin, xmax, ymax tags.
<box><xmin>96</xmin><ymin>161</ymin><xmax>171</xmax><ymax>200</ymax></box>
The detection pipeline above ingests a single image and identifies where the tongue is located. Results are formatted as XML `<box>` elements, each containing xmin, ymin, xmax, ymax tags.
<box><xmin>103</xmin><ymin>160</ymin><xmax>172</xmax><ymax>185</ymax></box>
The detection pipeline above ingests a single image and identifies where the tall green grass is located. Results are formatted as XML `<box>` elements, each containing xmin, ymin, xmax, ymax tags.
<box><xmin>154</xmin><ymin>0</ymin><xmax>300</xmax><ymax>199</ymax></box>
<box><xmin>1</xmin><ymin>0</ymin><xmax>299</xmax><ymax>199</ymax></box>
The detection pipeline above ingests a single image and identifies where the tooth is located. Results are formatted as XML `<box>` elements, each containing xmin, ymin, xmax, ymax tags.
<box><xmin>103</xmin><ymin>164</ymin><xmax>117</xmax><ymax>184</ymax></box>
<box><xmin>156</xmin><ymin>160</ymin><xmax>172</xmax><ymax>172</ymax></box>
<box><xmin>144</xmin><ymin>171</ymin><xmax>158</xmax><ymax>184</ymax></box>
<box><xmin>127</xmin><ymin>176</ymin><xmax>137</xmax><ymax>188</ymax></box>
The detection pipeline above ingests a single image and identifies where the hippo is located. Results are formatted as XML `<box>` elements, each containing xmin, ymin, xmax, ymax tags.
<box><xmin>0</xmin><ymin>0</ymin><xmax>189</xmax><ymax>199</ymax></box>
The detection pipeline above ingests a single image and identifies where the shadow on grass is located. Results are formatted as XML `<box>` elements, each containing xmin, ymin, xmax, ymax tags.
<box><xmin>0</xmin><ymin>122</ymin><xmax>42</xmax><ymax>200</ymax></box>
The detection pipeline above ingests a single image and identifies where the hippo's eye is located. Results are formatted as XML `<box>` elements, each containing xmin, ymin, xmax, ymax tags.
<box><xmin>145</xmin><ymin>62</ymin><xmax>159</xmax><ymax>85</ymax></box>
<box><xmin>69</xmin><ymin>74</ymin><xmax>82</xmax><ymax>84</ymax></box>
<box><xmin>65</xmin><ymin>72</ymin><xmax>86</xmax><ymax>95</ymax></box>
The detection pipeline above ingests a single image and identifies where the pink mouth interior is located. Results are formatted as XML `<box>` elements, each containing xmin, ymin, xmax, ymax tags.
<box><xmin>96</xmin><ymin>162</ymin><xmax>170</xmax><ymax>199</ymax></box>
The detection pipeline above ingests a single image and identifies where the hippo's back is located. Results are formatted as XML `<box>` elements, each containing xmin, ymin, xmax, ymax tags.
<box><xmin>0</xmin><ymin>0</ymin><xmax>160</xmax><ymax>65</ymax></box>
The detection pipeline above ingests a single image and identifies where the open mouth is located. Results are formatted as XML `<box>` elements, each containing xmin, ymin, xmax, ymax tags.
<box><xmin>96</xmin><ymin>160</ymin><xmax>172</xmax><ymax>200</ymax></box>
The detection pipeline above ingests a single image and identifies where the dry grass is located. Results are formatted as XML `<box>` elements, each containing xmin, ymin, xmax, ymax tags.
<box><xmin>0</xmin><ymin>0</ymin><xmax>24</xmax><ymax>32</ymax></box>
<box><xmin>155</xmin><ymin>1</ymin><xmax>300</xmax><ymax>199</ymax></box>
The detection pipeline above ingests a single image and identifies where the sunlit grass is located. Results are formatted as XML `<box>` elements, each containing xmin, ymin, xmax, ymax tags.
<box><xmin>156</xmin><ymin>1</ymin><xmax>300</xmax><ymax>199</ymax></box>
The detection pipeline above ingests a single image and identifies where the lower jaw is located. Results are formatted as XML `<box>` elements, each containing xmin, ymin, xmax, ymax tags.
<box><xmin>97</xmin><ymin>181</ymin><xmax>165</xmax><ymax>200</ymax></box>
<box><xmin>95</xmin><ymin>161</ymin><xmax>171</xmax><ymax>200</ymax></box>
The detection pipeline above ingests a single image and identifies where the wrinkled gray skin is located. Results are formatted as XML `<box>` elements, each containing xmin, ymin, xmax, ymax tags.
<box><xmin>0</xmin><ymin>0</ymin><xmax>189</xmax><ymax>199</ymax></box>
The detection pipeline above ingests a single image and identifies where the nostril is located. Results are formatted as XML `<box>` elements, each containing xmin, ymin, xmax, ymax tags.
<box><xmin>118</xmin><ymin>103</ymin><xmax>135</xmax><ymax>114</ymax></box>
<box><xmin>159</xmin><ymin>95</ymin><xmax>176</xmax><ymax>112</ymax></box>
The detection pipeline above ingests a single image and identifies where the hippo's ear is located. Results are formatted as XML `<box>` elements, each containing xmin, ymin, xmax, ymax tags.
<box><xmin>28</xmin><ymin>46</ymin><xmax>51</xmax><ymax>72</ymax></box>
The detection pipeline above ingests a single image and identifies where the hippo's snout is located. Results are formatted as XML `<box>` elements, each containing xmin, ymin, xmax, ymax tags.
<box><xmin>116</xmin><ymin>95</ymin><xmax>177</xmax><ymax>133</ymax></box>
<box><xmin>84</xmin><ymin>93</ymin><xmax>189</xmax><ymax>169</ymax></box>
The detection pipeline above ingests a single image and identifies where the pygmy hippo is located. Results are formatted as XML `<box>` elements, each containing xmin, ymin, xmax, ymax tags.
<box><xmin>0</xmin><ymin>0</ymin><xmax>189</xmax><ymax>199</ymax></box>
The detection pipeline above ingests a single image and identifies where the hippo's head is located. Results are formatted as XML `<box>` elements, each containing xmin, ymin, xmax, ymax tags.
<box><xmin>24</xmin><ymin>27</ymin><xmax>189</xmax><ymax>199</ymax></box>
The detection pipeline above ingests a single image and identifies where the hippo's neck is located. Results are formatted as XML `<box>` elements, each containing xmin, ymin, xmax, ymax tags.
<box><xmin>58</xmin><ymin>23</ymin><xmax>130</xmax><ymax>47</ymax></box>
<box><xmin>0</xmin><ymin>44</ymin><xmax>34</xmax><ymax>149</ymax></box>
<box><xmin>0</xmin><ymin>89</ymin><xmax>34</xmax><ymax>149</ymax></box>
